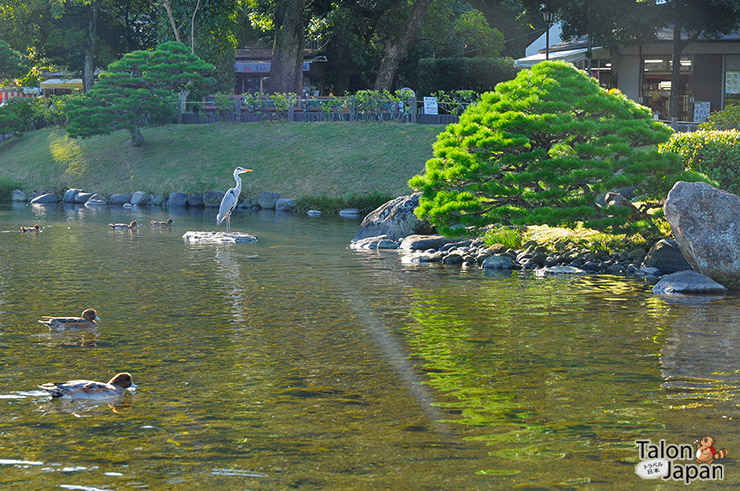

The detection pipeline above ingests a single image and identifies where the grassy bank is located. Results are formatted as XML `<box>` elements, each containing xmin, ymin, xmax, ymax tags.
<box><xmin>0</xmin><ymin>122</ymin><xmax>443</xmax><ymax>205</ymax></box>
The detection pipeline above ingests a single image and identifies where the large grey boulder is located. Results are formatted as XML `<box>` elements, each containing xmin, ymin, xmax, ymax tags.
<box><xmin>400</xmin><ymin>234</ymin><xmax>455</xmax><ymax>251</ymax></box>
<box><xmin>642</xmin><ymin>239</ymin><xmax>692</xmax><ymax>274</ymax></box>
<box><xmin>130</xmin><ymin>191</ymin><xmax>148</xmax><ymax>206</ymax></box>
<box><xmin>275</xmin><ymin>198</ymin><xmax>296</xmax><ymax>212</ymax></box>
<box><xmin>187</xmin><ymin>195</ymin><xmax>205</xmax><ymax>208</ymax></box>
<box><xmin>481</xmin><ymin>254</ymin><xmax>513</xmax><ymax>270</ymax></box>
<box><xmin>109</xmin><ymin>193</ymin><xmax>131</xmax><ymax>205</ymax></box>
<box><xmin>352</xmin><ymin>193</ymin><xmax>433</xmax><ymax>242</ymax></box>
<box><xmin>168</xmin><ymin>192</ymin><xmax>189</xmax><ymax>208</ymax></box>
<box><xmin>74</xmin><ymin>192</ymin><xmax>94</xmax><ymax>204</ymax></box>
<box><xmin>11</xmin><ymin>190</ymin><xmax>26</xmax><ymax>202</ymax></box>
<box><xmin>653</xmin><ymin>270</ymin><xmax>727</xmax><ymax>295</ymax></box>
<box><xmin>349</xmin><ymin>235</ymin><xmax>399</xmax><ymax>250</ymax></box>
<box><xmin>149</xmin><ymin>193</ymin><xmax>165</xmax><ymax>206</ymax></box>
<box><xmin>84</xmin><ymin>194</ymin><xmax>107</xmax><ymax>206</ymax></box>
<box><xmin>63</xmin><ymin>188</ymin><xmax>83</xmax><ymax>203</ymax></box>
<box><xmin>31</xmin><ymin>193</ymin><xmax>59</xmax><ymax>204</ymax></box>
<box><xmin>257</xmin><ymin>192</ymin><xmax>281</xmax><ymax>210</ymax></box>
<box><xmin>664</xmin><ymin>181</ymin><xmax>740</xmax><ymax>283</ymax></box>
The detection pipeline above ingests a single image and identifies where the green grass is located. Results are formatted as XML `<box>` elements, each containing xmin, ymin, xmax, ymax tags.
<box><xmin>0</xmin><ymin>121</ymin><xmax>442</xmax><ymax>203</ymax></box>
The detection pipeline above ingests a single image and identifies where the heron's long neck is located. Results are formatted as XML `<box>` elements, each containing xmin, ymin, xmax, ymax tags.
<box><xmin>234</xmin><ymin>175</ymin><xmax>242</xmax><ymax>196</ymax></box>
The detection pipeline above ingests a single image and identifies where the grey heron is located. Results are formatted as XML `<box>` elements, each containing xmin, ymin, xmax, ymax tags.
<box><xmin>217</xmin><ymin>167</ymin><xmax>253</xmax><ymax>233</ymax></box>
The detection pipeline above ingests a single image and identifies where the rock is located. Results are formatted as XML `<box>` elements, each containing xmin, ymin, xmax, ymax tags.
<box><xmin>74</xmin><ymin>192</ymin><xmax>94</xmax><ymax>204</ymax></box>
<box><xmin>352</xmin><ymin>193</ymin><xmax>432</xmax><ymax>242</ymax></box>
<box><xmin>604</xmin><ymin>191</ymin><xmax>641</xmax><ymax>220</ymax></box>
<box><xmin>30</xmin><ymin>193</ymin><xmax>59</xmax><ymax>204</ymax></box>
<box><xmin>350</xmin><ymin>235</ymin><xmax>399</xmax><ymax>250</ymax></box>
<box><xmin>481</xmin><ymin>254</ymin><xmax>514</xmax><ymax>270</ymax></box>
<box><xmin>275</xmin><ymin>198</ymin><xmax>296</xmax><ymax>212</ymax></box>
<box><xmin>84</xmin><ymin>194</ymin><xmax>107</xmax><ymax>206</ymax></box>
<box><xmin>443</xmin><ymin>253</ymin><xmax>464</xmax><ymax>265</ymax></box>
<box><xmin>130</xmin><ymin>191</ymin><xmax>148</xmax><ymax>206</ymax></box>
<box><xmin>203</xmin><ymin>190</ymin><xmax>225</xmax><ymax>207</ymax></box>
<box><xmin>123</xmin><ymin>203</ymin><xmax>133</xmax><ymax>209</ymax></box>
<box><xmin>257</xmin><ymin>192</ymin><xmax>281</xmax><ymax>210</ymax></box>
<box><xmin>636</xmin><ymin>267</ymin><xmax>661</xmax><ymax>277</ymax></box>
<box><xmin>339</xmin><ymin>208</ymin><xmax>361</xmax><ymax>218</ymax></box>
<box><xmin>664</xmin><ymin>181</ymin><xmax>740</xmax><ymax>283</ymax></box>
<box><xmin>187</xmin><ymin>195</ymin><xmax>205</xmax><ymax>208</ymax></box>
<box><xmin>182</xmin><ymin>231</ymin><xmax>258</xmax><ymax>244</ymax></box>
<box><xmin>63</xmin><ymin>188</ymin><xmax>83</xmax><ymax>203</ymax></box>
<box><xmin>26</xmin><ymin>192</ymin><xmax>41</xmax><ymax>202</ymax></box>
<box><xmin>535</xmin><ymin>265</ymin><xmax>587</xmax><ymax>276</ymax></box>
<box><xmin>10</xmin><ymin>190</ymin><xmax>26</xmax><ymax>202</ymax></box>
<box><xmin>399</xmin><ymin>234</ymin><xmax>455</xmax><ymax>251</ymax></box>
<box><xmin>401</xmin><ymin>252</ymin><xmax>442</xmax><ymax>263</ymax></box>
<box><xmin>109</xmin><ymin>193</ymin><xmax>132</xmax><ymax>205</ymax></box>
<box><xmin>168</xmin><ymin>192</ymin><xmax>189</xmax><ymax>207</ymax></box>
<box><xmin>642</xmin><ymin>238</ymin><xmax>692</xmax><ymax>274</ymax></box>
<box><xmin>596</xmin><ymin>186</ymin><xmax>636</xmax><ymax>206</ymax></box>
<box><xmin>307</xmin><ymin>209</ymin><xmax>322</xmax><ymax>216</ymax></box>
<box><xmin>652</xmin><ymin>270</ymin><xmax>727</xmax><ymax>295</ymax></box>
<box><xmin>149</xmin><ymin>193</ymin><xmax>165</xmax><ymax>206</ymax></box>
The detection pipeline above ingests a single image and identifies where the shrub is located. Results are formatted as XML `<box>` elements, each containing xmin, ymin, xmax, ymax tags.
<box><xmin>483</xmin><ymin>226</ymin><xmax>523</xmax><ymax>249</ymax></box>
<box><xmin>699</xmin><ymin>104</ymin><xmax>740</xmax><ymax>130</ymax></box>
<box><xmin>409</xmin><ymin>61</ymin><xmax>684</xmax><ymax>235</ymax></box>
<box><xmin>0</xmin><ymin>176</ymin><xmax>22</xmax><ymax>201</ymax></box>
<box><xmin>417</xmin><ymin>57</ymin><xmax>517</xmax><ymax>95</ymax></box>
<box><xmin>659</xmin><ymin>130</ymin><xmax>740</xmax><ymax>194</ymax></box>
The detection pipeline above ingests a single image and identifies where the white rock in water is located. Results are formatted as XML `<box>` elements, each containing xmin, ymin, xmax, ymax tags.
<box><xmin>183</xmin><ymin>231</ymin><xmax>257</xmax><ymax>244</ymax></box>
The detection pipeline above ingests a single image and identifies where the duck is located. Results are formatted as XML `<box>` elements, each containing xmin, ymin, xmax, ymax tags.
<box><xmin>151</xmin><ymin>218</ymin><xmax>173</xmax><ymax>227</ymax></box>
<box><xmin>20</xmin><ymin>224</ymin><xmax>41</xmax><ymax>233</ymax></box>
<box><xmin>38</xmin><ymin>372</ymin><xmax>136</xmax><ymax>400</ymax></box>
<box><xmin>109</xmin><ymin>220</ymin><xmax>138</xmax><ymax>229</ymax></box>
<box><xmin>38</xmin><ymin>308</ymin><xmax>100</xmax><ymax>330</ymax></box>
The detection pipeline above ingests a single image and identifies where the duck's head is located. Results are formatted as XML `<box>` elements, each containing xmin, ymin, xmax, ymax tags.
<box><xmin>129</xmin><ymin>221</ymin><xmax>138</xmax><ymax>227</ymax></box>
<box><xmin>109</xmin><ymin>372</ymin><xmax>136</xmax><ymax>389</ymax></box>
<box><xmin>166</xmin><ymin>218</ymin><xmax>173</xmax><ymax>224</ymax></box>
<box><xmin>81</xmin><ymin>309</ymin><xmax>101</xmax><ymax>322</ymax></box>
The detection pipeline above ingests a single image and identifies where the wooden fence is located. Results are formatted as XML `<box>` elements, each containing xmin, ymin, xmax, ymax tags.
<box><xmin>180</xmin><ymin>110</ymin><xmax>459</xmax><ymax>125</ymax></box>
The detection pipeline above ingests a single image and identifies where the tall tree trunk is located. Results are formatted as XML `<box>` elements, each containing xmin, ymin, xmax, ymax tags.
<box><xmin>669</xmin><ymin>4</ymin><xmax>697</xmax><ymax>121</ymax></box>
<box><xmin>83</xmin><ymin>2</ymin><xmax>99</xmax><ymax>92</ymax></box>
<box><xmin>267</xmin><ymin>0</ymin><xmax>305</xmax><ymax>94</ymax></box>
<box><xmin>130</xmin><ymin>125</ymin><xmax>144</xmax><ymax>147</ymax></box>
<box><xmin>609</xmin><ymin>46</ymin><xmax>620</xmax><ymax>89</ymax></box>
<box><xmin>373</xmin><ymin>0</ymin><xmax>433</xmax><ymax>92</ymax></box>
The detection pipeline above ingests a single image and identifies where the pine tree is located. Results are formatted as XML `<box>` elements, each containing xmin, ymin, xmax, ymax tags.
<box><xmin>409</xmin><ymin>61</ymin><xmax>683</xmax><ymax>234</ymax></box>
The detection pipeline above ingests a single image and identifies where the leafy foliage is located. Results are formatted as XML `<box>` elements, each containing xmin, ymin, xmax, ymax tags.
<box><xmin>659</xmin><ymin>130</ymin><xmax>740</xmax><ymax>195</ymax></box>
<box><xmin>409</xmin><ymin>61</ymin><xmax>683</xmax><ymax>235</ymax></box>
<box><xmin>417</xmin><ymin>57</ymin><xmax>516</xmax><ymax>95</ymax></box>
<box><xmin>66</xmin><ymin>42</ymin><xmax>214</xmax><ymax>146</ymax></box>
<box><xmin>698</xmin><ymin>104</ymin><xmax>740</xmax><ymax>130</ymax></box>
<box><xmin>0</xmin><ymin>106</ymin><xmax>24</xmax><ymax>135</ymax></box>
<box><xmin>483</xmin><ymin>226</ymin><xmax>523</xmax><ymax>250</ymax></box>
<box><xmin>0</xmin><ymin>39</ymin><xmax>28</xmax><ymax>83</ymax></box>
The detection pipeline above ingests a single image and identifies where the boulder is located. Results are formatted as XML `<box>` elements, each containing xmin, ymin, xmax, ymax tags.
<box><xmin>149</xmin><ymin>193</ymin><xmax>165</xmax><ymax>206</ymax></box>
<box><xmin>187</xmin><ymin>195</ymin><xmax>205</xmax><ymax>208</ymax></box>
<box><xmin>481</xmin><ymin>254</ymin><xmax>513</xmax><ymax>270</ymax></box>
<box><xmin>534</xmin><ymin>265</ymin><xmax>587</xmax><ymax>276</ymax></box>
<box><xmin>352</xmin><ymin>193</ymin><xmax>433</xmax><ymax>242</ymax></box>
<box><xmin>26</xmin><ymin>192</ymin><xmax>41</xmax><ymax>202</ymax></box>
<box><xmin>10</xmin><ymin>190</ymin><xmax>26</xmax><ymax>202</ymax></box>
<box><xmin>642</xmin><ymin>239</ymin><xmax>692</xmax><ymax>274</ymax></box>
<box><xmin>109</xmin><ymin>193</ymin><xmax>132</xmax><ymax>205</ymax></box>
<box><xmin>664</xmin><ymin>181</ymin><xmax>740</xmax><ymax>284</ymax></box>
<box><xmin>307</xmin><ymin>209</ymin><xmax>322</xmax><ymax>216</ymax></box>
<box><xmin>339</xmin><ymin>208</ymin><xmax>361</xmax><ymax>218</ymax></box>
<box><xmin>652</xmin><ymin>270</ymin><xmax>727</xmax><ymax>295</ymax></box>
<box><xmin>257</xmin><ymin>192</ymin><xmax>281</xmax><ymax>210</ymax></box>
<box><xmin>74</xmin><ymin>192</ymin><xmax>94</xmax><ymax>204</ymax></box>
<box><xmin>349</xmin><ymin>235</ymin><xmax>399</xmax><ymax>250</ymax></box>
<box><xmin>63</xmin><ymin>188</ymin><xmax>83</xmax><ymax>203</ymax></box>
<box><xmin>203</xmin><ymin>190</ymin><xmax>225</xmax><ymax>207</ymax></box>
<box><xmin>182</xmin><ymin>231</ymin><xmax>257</xmax><ymax>244</ymax></box>
<box><xmin>168</xmin><ymin>192</ymin><xmax>189</xmax><ymax>208</ymax></box>
<box><xmin>84</xmin><ymin>194</ymin><xmax>107</xmax><ymax>206</ymax></box>
<box><xmin>130</xmin><ymin>191</ymin><xmax>148</xmax><ymax>206</ymax></box>
<box><xmin>30</xmin><ymin>193</ymin><xmax>59</xmax><ymax>204</ymax></box>
<box><xmin>275</xmin><ymin>198</ymin><xmax>296</xmax><ymax>212</ymax></box>
<box><xmin>400</xmin><ymin>234</ymin><xmax>455</xmax><ymax>251</ymax></box>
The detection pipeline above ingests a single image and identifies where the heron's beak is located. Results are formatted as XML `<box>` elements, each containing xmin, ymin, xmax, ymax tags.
<box><xmin>95</xmin><ymin>316</ymin><xmax>101</xmax><ymax>321</ymax></box>
<box><xmin>240</xmin><ymin>169</ymin><xmax>253</xmax><ymax>173</ymax></box>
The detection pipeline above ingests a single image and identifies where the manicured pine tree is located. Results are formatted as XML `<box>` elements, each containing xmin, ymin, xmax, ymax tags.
<box><xmin>409</xmin><ymin>61</ymin><xmax>683</xmax><ymax>234</ymax></box>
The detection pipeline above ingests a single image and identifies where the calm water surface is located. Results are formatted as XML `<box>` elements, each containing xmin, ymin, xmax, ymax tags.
<box><xmin>0</xmin><ymin>203</ymin><xmax>739</xmax><ymax>489</ymax></box>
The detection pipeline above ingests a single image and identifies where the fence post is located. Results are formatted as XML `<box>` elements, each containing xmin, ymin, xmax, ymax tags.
<box><xmin>411</xmin><ymin>97</ymin><xmax>417</xmax><ymax>124</ymax></box>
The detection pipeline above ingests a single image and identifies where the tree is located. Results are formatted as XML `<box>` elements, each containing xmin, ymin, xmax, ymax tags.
<box><xmin>409</xmin><ymin>61</ymin><xmax>683</xmax><ymax>234</ymax></box>
<box><xmin>67</xmin><ymin>41</ymin><xmax>214</xmax><ymax>146</ymax></box>
<box><xmin>0</xmin><ymin>39</ymin><xmax>29</xmax><ymax>83</ymax></box>
<box><xmin>268</xmin><ymin>0</ymin><xmax>305</xmax><ymax>93</ymax></box>
<box><xmin>374</xmin><ymin>0</ymin><xmax>433</xmax><ymax>91</ymax></box>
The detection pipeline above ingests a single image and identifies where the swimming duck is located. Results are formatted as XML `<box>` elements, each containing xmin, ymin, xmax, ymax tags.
<box><xmin>38</xmin><ymin>372</ymin><xmax>136</xmax><ymax>400</ymax></box>
<box><xmin>38</xmin><ymin>308</ymin><xmax>100</xmax><ymax>330</ymax></box>
<box><xmin>20</xmin><ymin>224</ymin><xmax>41</xmax><ymax>232</ymax></box>
<box><xmin>109</xmin><ymin>220</ymin><xmax>138</xmax><ymax>229</ymax></box>
<box><xmin>151</xmin><ymin>218</ymin><xmax>173</xmax><ymax>226</ymax></box>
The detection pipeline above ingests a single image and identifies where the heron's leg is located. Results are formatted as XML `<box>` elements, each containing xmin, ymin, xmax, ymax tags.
<box><xmin>226</xmin><ymin>214</ymin><xmax>231</xmax><ymax>233</ymax></box>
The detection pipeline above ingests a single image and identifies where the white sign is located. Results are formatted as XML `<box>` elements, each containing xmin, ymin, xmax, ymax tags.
<box><xmin>694</xmin><ymin>101</ymin><xmax>711</xmax><ymax>122</ymax></box>
<box><xmin>423</xmin><ymin>96</ymin><xmax>438</xmax><ymax>115</ymax></box>
<box><xmin>726</xmin><ymin>71</ymin><xmax>740</xmax><ymax>94</ymax></box>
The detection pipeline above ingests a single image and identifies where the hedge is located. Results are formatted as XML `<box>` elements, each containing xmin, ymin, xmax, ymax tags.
<box><xmin>417</xmin><ymin>56</ymin><xmax>518</xmax><ymax>95</ymax></box>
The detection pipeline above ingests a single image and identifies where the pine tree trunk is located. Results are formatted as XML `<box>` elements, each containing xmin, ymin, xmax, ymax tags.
<box><xmin>267</xmin><ymin>0</ymin><xmax>305</xmax><ymax>94</ymax></box>
<box><xmin>83</xmin><ymin>2</ymin><xmax>99</xmax><ymax>92</ymax></box>
<box><xmin>130</xmin><ymin>126</ymin><xmax>144</xmax><ymax>147</ymax></box>
<box><xmin>669</xmin><ymin>14</ymin><xmax>682</xmax><ymax>121</ymax></box>
<box><xmin>373</xmin><ymin>0</ymin><xmax>433</xmax><ymax>92</ymax></box>
<box><xmin>609</xmin><ymin>46</ymin><xmax>620</xmax><ymax>89</ymax></box>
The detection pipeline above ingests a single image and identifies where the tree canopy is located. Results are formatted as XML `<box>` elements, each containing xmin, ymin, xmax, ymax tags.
<box><xmin>409</xmin><ymin>61</ymin><xmax>683</xmax><ymax>234</ymax></box>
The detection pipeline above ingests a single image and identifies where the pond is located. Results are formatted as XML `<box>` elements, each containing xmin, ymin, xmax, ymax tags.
<box><xmin>0</xmin><ymin>203</ymin><xmax>738</xmax><ymax>489</ymax></box>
